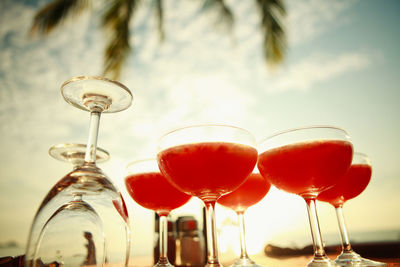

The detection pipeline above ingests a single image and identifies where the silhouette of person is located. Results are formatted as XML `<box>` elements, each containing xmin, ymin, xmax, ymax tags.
<box><xmin>82</xmin><ymin>231</ymin><xmax>96</xmax><ymax>266</ymax></box>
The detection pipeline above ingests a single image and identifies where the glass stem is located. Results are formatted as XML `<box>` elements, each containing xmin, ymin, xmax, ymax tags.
<box><xmin>204</xmin><ymin>201</ymin><xmax>221</xmax><ymax>266</ymax></box>
<box><xmin>237</xmin><ymin>211</ymin><xmax>250</xmax><ymax>260</ymax></box>
<box><xmin>158</xmin><ymin>215</ymin><xmax>170</xmax><ymax>265</ymax></box>
<box><xmin>85</xmin><ymin>111</ymin><xmax>101</xmax><ymax>164</ymax></box>
<box><xmin>304</xmin><ymin>198</ymin><xmax>329</xmax><ymax>260</ymax></box>
<box><xmin>335</xmin><ymin>206</ymin><xmax>353</xmax><ymax>253</ymax></box>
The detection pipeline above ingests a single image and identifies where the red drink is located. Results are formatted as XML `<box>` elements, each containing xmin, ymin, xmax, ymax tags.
<box><xmin>218</xmin><ymin>173</ymin><xmax>271</xmax><ymax>212</ymax></box>
<box><xmin>125</xmin><ymin>172</ymin><xmax>191</xmax><ymax>216</ymax></box>
<box><xmin>257</xmin><ymin>140</ymin><xmax>353</xmax><ymax>197</ymax></box>
<box><xmin>317</xmin><ymin>164</ymin><xmax>372</xmax><ymax>207</ymax></box>
<box><xmin>157</xmin><ymin>142</ymin><xmax>258</xmax><ymax>202</ymax></box>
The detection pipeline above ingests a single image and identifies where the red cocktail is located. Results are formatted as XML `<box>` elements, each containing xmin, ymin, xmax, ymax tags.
<box><xmin>125</xmin><ymin>159</ymin><xmax>191</xmax><ymax>267</ymax></box>
<box><xmin>257</xmin><ymin>126</ymin><xmax>353</xmax><ymax>267</ymax></box>
<box><xmin>258</xmin><ymin>140</ymin><xmax>353</xmax><ymax>197</ymax></box>
<box><xmin>217</xmin><ymin>171</ymin><xmax>271</xmax><ymax>267</ymax></box>
<box><xmin>157</xmin><ymin>125</ymin><xmax>257</xmax><ymax>267</ymax></box>
<box><xmin>158</xmin><ymin>142</ymin><xmax>257</xmax><ymax>202</ymax></box>
<box><xmin>317</xmin><ymin>163</ymin><xmax>371</xmax><ymax>207</ymax></box>
<box><xmin>317</xmin><ymin>153</ymin><xmax>386</xmax><ymax>266</ymax></box>
<box><xmin>125</xmin><ymin>172</ymin><xmax>191</xmax><ymax>216</ymax></box>
<box><xmin>218</xmin><ymin>173</ymin><xmax>271</xmax><ymax>212</ymax></box>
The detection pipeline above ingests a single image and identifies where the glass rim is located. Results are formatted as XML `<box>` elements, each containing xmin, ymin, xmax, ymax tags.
<box><xmin>49</xmin><ymin>143</ymin><xmax>108</xmax><ymax>153</ymax></box>
<box><xmin>354</xmin><ymin>151</ymin><xmax>368</xmax><ymax>158</ymax></box>
<box><xmin>353</xmin><ymin>151</ymin><xmax>371</xmax><ymax>166</ymax></box>
<box><xmin>158</xmin><ymin>123</ymin><xmax>256</xmax><ymax>144</ymax></box>
<box><xmin>258</xmin><ymin>125</ymin><xmax>350</xmax><ymax>144</ymax></box>
<box><xmin>126</xmin><ymin>158</ymin><xmax>156</xmax><ymax>170</ymax></box>
<box><xmin>48</xmin><ymin>143</ymin><xmax>110</xmax><ymax>162</ymax></box>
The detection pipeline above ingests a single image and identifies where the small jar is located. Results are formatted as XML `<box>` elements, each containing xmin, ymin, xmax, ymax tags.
<box><xmin>175</xmin><ymin>216</ymin><xmax>206</xmax><ymax>267</ymax></box>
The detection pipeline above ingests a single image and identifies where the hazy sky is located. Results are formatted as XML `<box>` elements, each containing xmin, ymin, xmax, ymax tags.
<box><xmin>0</xmin><ymin>0</ymin><xmax>399</xmax><ymax>260</ymax></box>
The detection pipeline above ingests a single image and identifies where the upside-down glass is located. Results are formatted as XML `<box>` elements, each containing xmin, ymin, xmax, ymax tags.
<box><xmin>157</xmin><ymin>124</ymin><xmax>258</xmax><ymax>267</ymax></box>
<box><xmin>218</xmin><ymin>168</ymin><xmax>271</xmax><ymax>267</ymax></box>
<box><xmin>318</xmin><ymin>152</ymin><xmax>386</xmax><ymax>266</ymax></box>
<box><xmin>257</xmin><ymin>126</ymin><xmax>353</xmax><ymax>267</ymax></box>
<box><xmin>25</xmin><ymin>76</ymin><xmax>132</xmax><ymax>267</ymax></box>
<box><xmin>125</xmin><ymin>159</ymin><xmax>192</xmax><ymax>267</ymax></box>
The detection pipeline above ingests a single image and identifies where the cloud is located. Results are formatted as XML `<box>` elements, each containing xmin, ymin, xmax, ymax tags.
<box><xmin>286</xmin><ymin>0</ymin><xmax>357</xmax><ymax>45</ymax></box>
<box><xmin>268</xmin><ymin>51</ymin><xmax>372</xmax><ymax>93</ymax></box>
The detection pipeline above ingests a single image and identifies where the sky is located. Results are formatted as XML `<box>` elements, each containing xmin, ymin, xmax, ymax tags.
<box><xmin>0</xmin><ymin>0</ymin><xmax>399</xmax><ymax>262</ymax></box>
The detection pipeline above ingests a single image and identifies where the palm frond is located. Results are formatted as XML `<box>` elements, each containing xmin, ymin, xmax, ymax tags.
<box><xmin>202</xmin><ymin>0</ymin><xmax>234</xmax><ymax>31</ymax></box>
<box><xmin>155</xmin><ymin>0</ymin><xmax>165</xmax><ymax>42</ymax></box>
<box><xmin>30</xmin><ymin>0</ymin><xmax>89</xmax><ymax>35</ymax></box>
<box><xmin>256</xmin><ymin>0</ymin><xmax>287</xmax><ymax>66</ymax></box>
<box><xmin>102</xmin><ymin>0</ymin><xmax>138</xmax><ymax>79</ymax></box>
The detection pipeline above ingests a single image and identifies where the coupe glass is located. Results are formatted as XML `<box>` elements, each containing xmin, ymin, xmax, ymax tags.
<box><xmin>157</xmin><ymin>124</ymin><xmax>258</xmax><ymax>267</ymax></box>
<box><xmin>125</xmin><ymin>159</ymin><xmax>192</xmax><ymax>267</ymax></box>
<box><xmin>28</xmin><ymin>143</ymin><xmax>110</xmax><ymax>266</ymax></box>
<box><xmin>318</xmin><ymin>152</ymin><xmax>386</xmax><ymax>266</ymax></box>
<box><xmin>257</xmin><ymin>126</ymin><xmax>353</xmax><ymax>267</ymax></box>
<box><xmin>218</xmin><ymin>168</ymin><xmax>271</xmax><ymax>267</ymax></box>
<box><xmin>25</xmin><ymin>76</ymin><xmax>132</xmax><ymax>267</ymax></box>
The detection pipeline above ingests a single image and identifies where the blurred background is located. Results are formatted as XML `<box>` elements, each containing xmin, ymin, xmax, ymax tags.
<box><xmin>0</xmin><ymin>0</ymin><xmax>399</xmax><ymax>264</ymax></box>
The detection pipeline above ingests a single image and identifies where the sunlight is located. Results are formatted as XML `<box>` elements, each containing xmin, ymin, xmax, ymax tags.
<box><xmin>216</xmin><ymin>187</ymin><xmax>307</xmax><ymax>255</ymax></box>
<box><xmin>168</xmin><ymin>74</ymin><xmax>252</xmax><ymax>127</ymax></box>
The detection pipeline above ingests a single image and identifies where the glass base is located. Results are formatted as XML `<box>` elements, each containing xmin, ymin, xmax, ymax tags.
<box><xmin>154</xmin><ymin>263</ymin><xmax>174</xmax><ymax>267</ymax></box>
<box><xmin>206</xmin><ymin>263</ymin><xmax>224</xmax><ymax>267</ymax></box>
<box><xmin>154</xmin><ymin>259</ymin><xmax>174</xmax><ymax>267</ymax></box>
<box><xmin>61</xmin><ymin>75</ymin><xmax>132</xmax><ymax>113</ymax></box>
<box><xmin>230</xmin><ymin>257</ymin><xmax>263</xmax><ymax>267</ymax></box>
<box><xmin>307</xmin><ymin>255</ymin><xmax>334</xmax><ymax>267</ymax></box>
<box><xmin>334</xmin><ymin>251</ymin><xmax>387</xmax><ymax>266</ymax></box>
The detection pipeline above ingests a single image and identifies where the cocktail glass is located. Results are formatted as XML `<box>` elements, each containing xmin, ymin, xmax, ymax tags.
<box><xmin>125</xmin><ymin>159</ymin><xmax>192</xmax><ymax>267</ymax></box>
<box><xmin>30</xmin><ymin>143</ymin><xmax>110</xmax><ymax>266</ymax></box>
<box><xmin>257</xmin><ymin>126</ymin><xmax>353</xmax><ymax>267</ymax></box>
<box><xmin>157</xmin><ymin>124</ymin><xmax>258</xmax><ymax>267</ymax></box>
<box><xmin>25</xmin><ymin>76</ymin><xmax>132</xmax><ymax>267</ymax></box>
<box><xmin>218</xmin><ymin>168</ymin><xmax>271</xmax><ymax>267</ymax></box>
<box><xmin>318</xmin><ymin>152</ymin><xmax>387</xmax><ymax>266</ymax></box>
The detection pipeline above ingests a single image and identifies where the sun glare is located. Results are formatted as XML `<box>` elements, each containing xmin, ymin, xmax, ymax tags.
<box><xmin>216</xmin><ymin>187</ymin><xmax>307</xmax><ymax>255</ymax></box>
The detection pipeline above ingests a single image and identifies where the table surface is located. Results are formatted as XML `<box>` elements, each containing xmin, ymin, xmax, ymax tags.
<box><xmin>129</xmin><ymin>253</ymin><xmax>400</xmax><ymax>267</ymax></box>
<box><xmin>248</xmin><ymin>253</ymin><xmax>400</xmax><ymax>267</ymax></box>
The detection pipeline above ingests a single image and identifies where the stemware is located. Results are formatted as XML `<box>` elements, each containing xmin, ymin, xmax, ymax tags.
<box><xmin>318</xmin><ymin>152</ymin><xmax>387</xmax><ymax>266</ymax></box>
<box><xmin>25</xmin><ymin>76</ymin><xmax>132</xmax><ymax>267</ymax></box>
<box><xmin>125</xmin><ymin>159</ymin><xmax>192</xmax><ymax>267</ymax></box>
<box><xmin>257</xmin><ymin>126</ymin><xmax>353</xmax><ymax>267</ymax></box>
<box><xmin>30</xmin><ymin>143</ymin><xmax>110</xmax><ymax>266</ymax></box>
<box><xmin>157</xmin><ymin>124</ymin><xmax>258</xmax><ymax>267</ymax></box>
<box><xmin>217</xmin><ymin>168</ymin><xmax>271</xmax><ymax>267</ymax></box>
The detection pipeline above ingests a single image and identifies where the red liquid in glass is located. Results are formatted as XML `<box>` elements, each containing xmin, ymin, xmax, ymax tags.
<box><xmin>317</xmin><ymin>164</ymin><xmax>372</xmax><ymax>207</ymax></box>
<box><xmin>157</xmin><ymin>142</ymin><xmax>258</xmax><ymax>202</ymax></box>
<box><xmin>257</xmin><ymin>140</ymin><xmax>353</xmax><ymax>197</ymax></box>
<box><xmin>218</xmin><ymin>173</ymin><xmax>271</xmax><ymax>212</ymax></box>
<box><xmin>125</xmin><ymin>172</ymin><xmax>191</xmax><ymax>216</ymax></box>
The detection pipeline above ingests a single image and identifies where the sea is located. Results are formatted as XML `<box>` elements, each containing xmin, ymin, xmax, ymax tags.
<box><xmin>268</xmin><ymin>228</ymin><xmax>400</xmax><ymax>249</ymax></box>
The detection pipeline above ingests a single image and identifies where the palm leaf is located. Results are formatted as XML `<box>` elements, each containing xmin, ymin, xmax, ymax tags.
<box><xmin>102</xmin><ymin>0</ymin><xmax>137</xmax><ymax>79</ymax></box>
<box><xmin>155</xmin><ymin>0</ymin><xmax>165</xmax><ymax>42</ymax></box>
<box><xmin>202</xmin><ymin>0</ymin><xmax>234</xmax><ymax>31</ymax></box>
<box><xmin>30</xmin><ymin>0</ymin><xmax>89</xmax><ymax>35</ymax></box>
<box><xmin>256</xmin><ymin>0</ymin><xmax>287</xmax><ymax>65</ymax></box>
